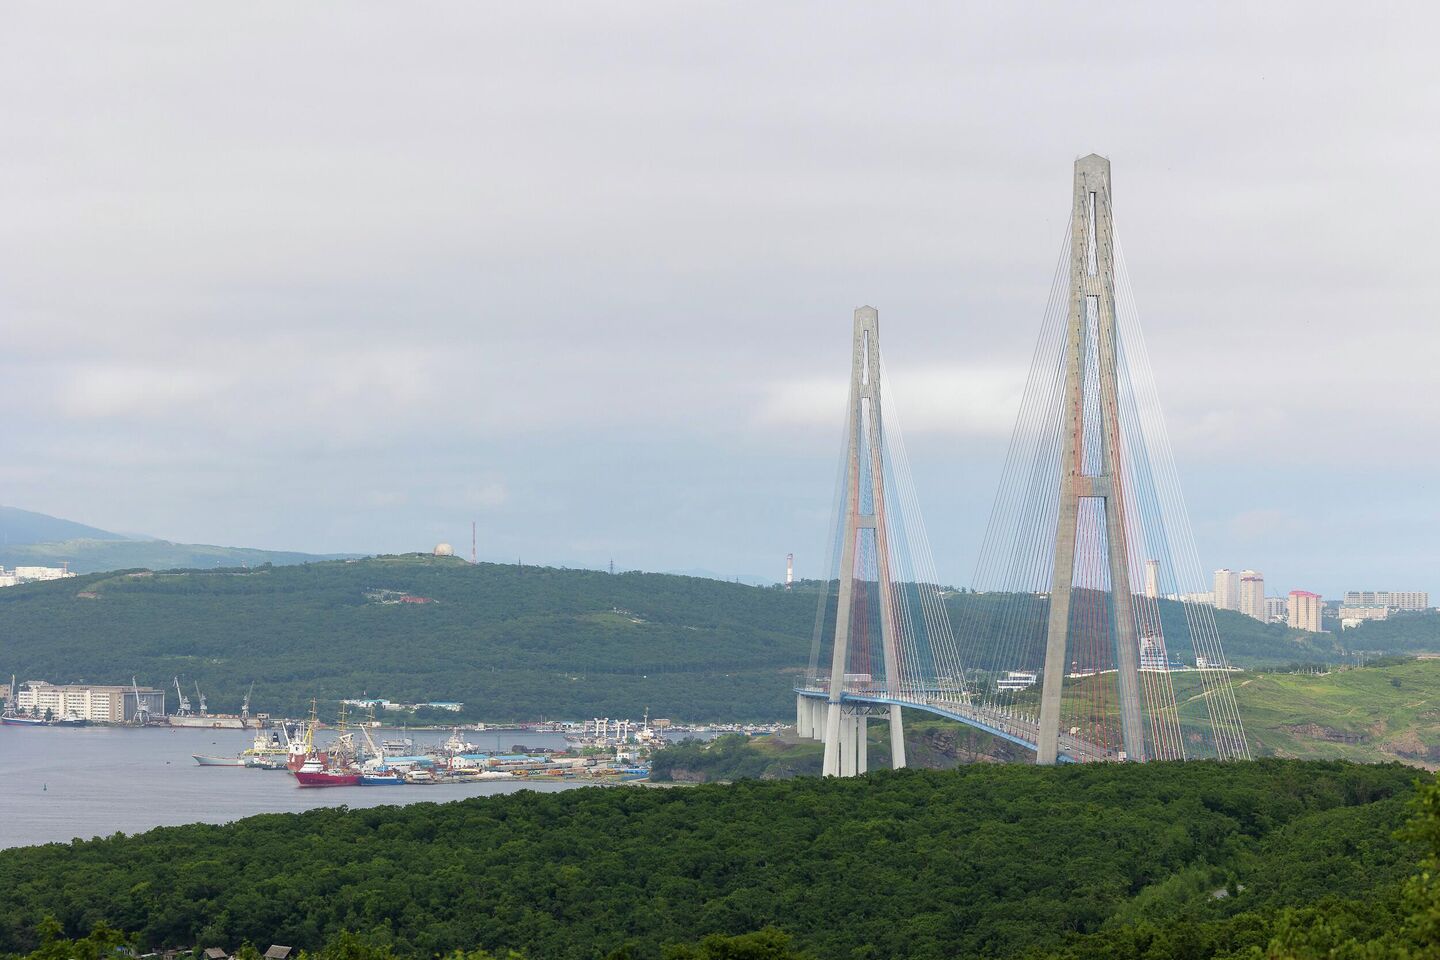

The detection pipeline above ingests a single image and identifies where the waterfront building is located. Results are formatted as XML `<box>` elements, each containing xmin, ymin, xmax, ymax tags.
<box><xmin>1239</xmin><ymin>570</ymin><xmax>1265</xmax><ymax>621</ymax></box>
<box><xmin>1213</xmin><ymin>569</ymin><xmax>1240</xmax><ymax>612</ymax></box>
<box><xmin>16</xmin><ymin>680</ymin><xmax>164</xmax><ymax>722</ymax></box>
<box><xmin>0</xmin><ymin>564</ymin><xmax>76</xmax><ymax>587</ymax></box>
<box><xmin>1342</xmin><ymin>590</ymin><xmax>1429</xmax><ymax>611</ymax></box>
<box><xmin>1288</xmin><ymin>590</ymin><xmax>1323</xmax><ymax>633</ymax></box>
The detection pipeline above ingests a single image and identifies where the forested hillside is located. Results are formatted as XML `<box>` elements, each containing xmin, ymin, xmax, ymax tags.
<box><xmin>0</xmin><ymin>555</ymin><xmax>815</xmax><ymax>721</ymax></box>
<box><xmin>0</xmin><ymin>555</ymin><xmax>1377</xmax><ymax>721</ymax></box>
<box><xmin>0</xmin><ymin>761</ymin><xmax>1421</xmax><ymax>960</ymax></box>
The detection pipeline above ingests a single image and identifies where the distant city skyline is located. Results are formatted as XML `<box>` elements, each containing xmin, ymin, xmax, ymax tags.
<box><xmin>2</xmin><ymin>5</ymin><xmax>1438</xmax><ymax>597</ymax></box>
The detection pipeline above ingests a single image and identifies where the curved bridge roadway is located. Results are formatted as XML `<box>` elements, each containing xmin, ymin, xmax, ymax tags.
<box><xmin>795</xmin><ymin>686</ymin><xmax>1115</xmax><ymax>764</ymax></box>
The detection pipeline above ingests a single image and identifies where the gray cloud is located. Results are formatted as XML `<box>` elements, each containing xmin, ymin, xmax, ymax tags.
<box><xmin>0</xmin><ymin>2</ymin><xmax>1437</xmax><ymax>595</ymax></box>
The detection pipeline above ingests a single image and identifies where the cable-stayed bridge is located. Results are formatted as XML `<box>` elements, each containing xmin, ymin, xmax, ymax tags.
<box><xmin>796</xmin><ymin>155</ymin><xmax>1250</xmax><ymax>773</ymax></box>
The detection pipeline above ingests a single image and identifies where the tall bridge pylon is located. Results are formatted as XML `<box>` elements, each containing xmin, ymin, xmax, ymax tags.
<box><xmin>965</xmin><ymin>153</ymin><xmax>1249</xmax><ymax>764</ymax></box>
<box><xmin>797</xmin><ymin>155</ymin><xmax>1249</xmax><ymax>770</ymax></box>
<box><xmin>1036</xmin><ymin>155</ymin><xmax>1144</xmax><ymax>764</ymax></box>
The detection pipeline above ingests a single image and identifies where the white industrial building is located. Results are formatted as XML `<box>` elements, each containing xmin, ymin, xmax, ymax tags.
<box><xmin>0</xmin><ymin>565</ymin><xmax>77</xmax><ymax>588</ymax></box>
<box><xmin>15</xmin><ymin>680</ymin><xmax>164</xmax><ymax>722</ymax></box>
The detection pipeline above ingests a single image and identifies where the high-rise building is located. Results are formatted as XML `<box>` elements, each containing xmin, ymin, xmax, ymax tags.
<box><xmin>1288</xmin><ymin>590</ymin><xmax>1323</xmax><ymax>633</ymax></box>
<box><xmin>1239</xmin><ymin>570</ymin><xmax>1265</xmax><ymax>621</ymax></box>
<box><xmin>1213</xmin><ymin>569</ymin><xmax>1240</xmax><ymax>611</ymax></box>
<box><xmin>1144</xmin><ymin>559</ymin><xmax>1161</xmax><ymax>599</ymax></box>
<box><xmin>1264</xmin><ymin>597</ymin><xmax>1288</xmax><ymax>621</ymax></box>
<box><xmin>1342</xmin><ymin>590</ymin><xmax>1429</xmax><ymax>611</ymax></box>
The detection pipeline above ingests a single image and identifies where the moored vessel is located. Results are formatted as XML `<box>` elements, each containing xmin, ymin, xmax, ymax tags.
<box><xmin>293</xmin><ymin>757</ymin><xmax>360</xmax><ymax>787</ymax></box>
<box><xmin>193</xmin><ymin>754</ymin><xmax>245</xmax><ymax>766</ymax></box>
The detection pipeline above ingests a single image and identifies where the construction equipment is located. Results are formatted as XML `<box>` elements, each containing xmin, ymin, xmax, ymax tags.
<box><xmin>131</xmin><ymin>677</ymin><xmax>152</xmax><ymax>726</ymax></box>
<box><xmin>173</xmin><ymin>677</ymin><xmax>192</xmax><ymax>716</ymax></box>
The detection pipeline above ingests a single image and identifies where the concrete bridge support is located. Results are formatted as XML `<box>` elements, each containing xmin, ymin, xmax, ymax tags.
<box><xmin>821</xmin><ymin>306</ymin><xmax>907</xmax><ymax>776</ymax></box>
<box><xmin>1035</xmin><ymin>154</ymin><xmax>1146</xmax><ymax>766</ymax></box>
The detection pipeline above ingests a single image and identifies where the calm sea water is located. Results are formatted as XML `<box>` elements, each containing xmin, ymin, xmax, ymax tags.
<box><xmin>0</xmin><ymin>724</ymin><xmax>642</xmax><ymax>849</ymax></box>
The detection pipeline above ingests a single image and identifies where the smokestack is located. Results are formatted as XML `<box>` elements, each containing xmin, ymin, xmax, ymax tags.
<box><xmin>786</xmin><ymin>553</ymin><xmax>794</xmax><ymax>590</ymax></box>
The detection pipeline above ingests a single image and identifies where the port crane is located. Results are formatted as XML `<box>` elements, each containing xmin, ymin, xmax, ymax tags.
<box><xmin>241</xmin><ymin>682</ymin><xmax>254</xmax><ymax>727</ymax></box>
<box><xmin>172</xmin><ymin>677</ymin><xmax>192</xmax><ymax>716</ymax></box>
<box><xmin>194</xmin><ymin>682</ymin><xmax>207</xmax><ymax>717</ymax></box>
<box><xmin>3</xmin><ymin>675</ymin><xmax>18</xmax><ymax>719</ymax></box>
<box><xmin>130</xmin><ymin>676</ymin><xmax>151</xmax><ymax>726</ymax></box>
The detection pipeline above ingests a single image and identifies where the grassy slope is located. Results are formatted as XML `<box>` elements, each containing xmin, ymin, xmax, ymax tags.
<box><xmin>657</xmin><ymin>660</ymin><xmax>1440</xmax><ymax>776</ymax></box>
<box><xmin>1230</xmin><ymin>659</ymin><xmax>1440</xmax><ymax>765</ymax></box>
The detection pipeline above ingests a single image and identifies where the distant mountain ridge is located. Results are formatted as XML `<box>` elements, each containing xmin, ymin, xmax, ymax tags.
<box><xmin>0</xmin><ymin>505</ymin><xmax>353</xmax><ymax>573</ymax></box>
<box><xmin>0</xmin><ymin>505</ymin><xmax>133</xmax><ymax>545</ymax></box>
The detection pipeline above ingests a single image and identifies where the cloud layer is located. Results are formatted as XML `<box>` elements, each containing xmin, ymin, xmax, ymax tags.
<box><xmin>1</xmin><ymin>2</ymin><xmax>1437</xmax><ymax>595</ymax></box>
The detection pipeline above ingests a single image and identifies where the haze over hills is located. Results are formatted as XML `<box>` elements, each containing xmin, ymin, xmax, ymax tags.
<box><xmin>0</xmin><ymin>506</ymin><xmax>354</xmax><ymax>573</ymax></box>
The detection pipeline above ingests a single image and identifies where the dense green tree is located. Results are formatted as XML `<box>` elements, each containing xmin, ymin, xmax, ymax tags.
<box><xmin>0</xmin><ymin>761</ymin><xmax>1423</xmax><ymax>960</ymax></box>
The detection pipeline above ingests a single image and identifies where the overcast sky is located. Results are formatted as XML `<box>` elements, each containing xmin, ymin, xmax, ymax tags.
<box><xmin>1</xmin><ymin>3</ymin><xmax>1436</xmax><ymax>596</ymax></box>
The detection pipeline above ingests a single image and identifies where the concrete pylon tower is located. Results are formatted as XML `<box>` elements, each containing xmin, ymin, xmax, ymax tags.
<box><xmin>816</xmin><ymin>306</ymin><xmax>906</xmax><ymax>776</ymax></box>
<box><xmin>1035</xmin><ymin>155</ymin><xmax>1146</xmax><ymax>765</ymax></box>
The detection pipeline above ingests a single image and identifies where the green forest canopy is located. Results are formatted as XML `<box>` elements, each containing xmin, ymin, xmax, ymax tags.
<box><xmin>0</xmin><ymin>760</ymin><xmax>1424</xmax><ymax>960</ymax></box>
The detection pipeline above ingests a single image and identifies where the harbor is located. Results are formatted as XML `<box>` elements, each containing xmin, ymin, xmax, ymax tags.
<box><xmin>0</xmin><ymin>723</ymin><xmax>715</xmax><ymax>849</ymax></box>
<box><xmin>195</xmin><ymin>704</ymin><xmax>659</xmax><ymax>787</ymax></box>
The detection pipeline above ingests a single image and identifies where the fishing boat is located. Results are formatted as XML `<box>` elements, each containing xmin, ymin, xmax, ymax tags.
<box><xmin>285</xmin><ymin>700</ymin><xmax>329</xmax><ymax>771</ymax></box>
<box><xmin>1</xmin><ymin>676</ymin><xmax>45</xmax><ymax>725</ymax></box>
<box><xmin>293</xmin><ymin>756</ymin><xmax>361</xmax><ymax>787</ymax></box>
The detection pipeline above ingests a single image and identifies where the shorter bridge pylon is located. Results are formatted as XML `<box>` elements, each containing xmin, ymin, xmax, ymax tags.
<box><xmin>799</xmin><ymin>305</ymin><xmax>958</xmax><ymax>775</ymax></box>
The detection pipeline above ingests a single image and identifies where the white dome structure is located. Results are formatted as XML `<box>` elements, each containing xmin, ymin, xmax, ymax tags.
<box><xmin>433</xmin><ymin>543</ymin><xmax>455</xmax><ymax>557</ymax></box>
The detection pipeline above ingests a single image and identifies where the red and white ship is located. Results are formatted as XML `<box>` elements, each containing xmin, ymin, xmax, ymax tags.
<box><xmin>292</xmin><ymin>756</ymin><xmax>360</xmax><ymax>787</ymax></box>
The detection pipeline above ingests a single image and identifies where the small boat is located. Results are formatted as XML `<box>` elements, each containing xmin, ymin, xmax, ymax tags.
<box><xmin>359</xmin><ymin>771</ymin><xmax>404</xmax><ymax>786</ymax></box>
<box><xmin>1</xmin><ymin>714</ymin><xmax>47</xmax><ymax>727</ymax></box>
<box><xmin>51</xmin><ymin>713</ymin><xmax>89</xmax><ymax>727</ymax></box>
<box><xmin>193</xmin><ymin>755</ymin><xmax>245</xmax><ymax>767</ymax></box>
<box><xmin>293</xmin><ymin>757</ymin><xmax>360</xmax><ymax>787</ymax></box>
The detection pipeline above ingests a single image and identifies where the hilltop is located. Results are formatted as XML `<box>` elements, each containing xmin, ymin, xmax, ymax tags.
<box><xmin>0</xmin><ymin>555</ymin><xmax>815</xmax><ymax>721</ymax></box>
<box><xmin>0</xmin><ymin>506</ymin><xmax>351</xmax><ymax>573</ymax></box>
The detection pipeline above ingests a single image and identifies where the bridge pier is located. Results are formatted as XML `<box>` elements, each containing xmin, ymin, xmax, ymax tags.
<box><xmin>822</xmin><ymin>702</ymin><xmax>842</xmax><ymax>775</ymax></box>
<box><xmin>854</xmin><ymin>714</ymin><xmax>867</xmax><ymax>774</ymax></box>
<box><xmin>796</xmin><ymin>694</ymin><xmax>824</xmax><ymax>741</ymax></box>
<box><xmin>840</xmin><ymin>712</ymin><xmax>857</xmax><ymax>775</ymax></box>
<box><xmin>889</xmin><ymin>704</ymin><xmax>905</xmax><ymax>768</ymax></box>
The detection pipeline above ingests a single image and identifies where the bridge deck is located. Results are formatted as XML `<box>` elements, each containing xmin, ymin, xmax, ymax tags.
<box><xmin>796</xmin><ymin>687</ymin><xmax>1118</xmax><ymax>763</ymax></box>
